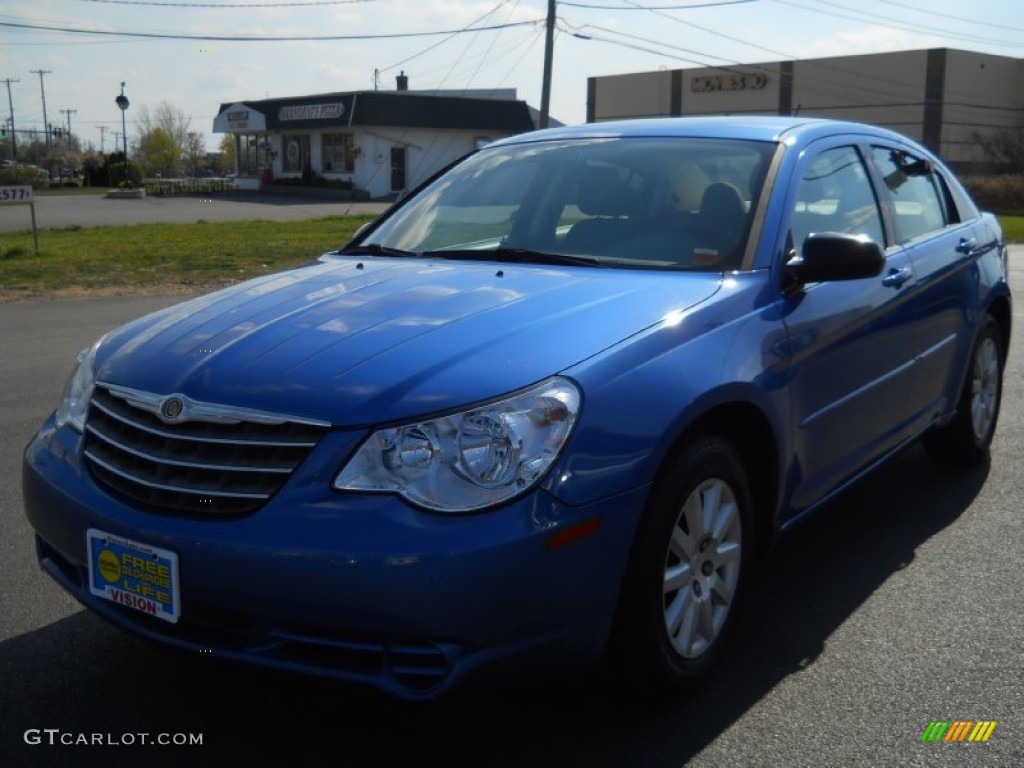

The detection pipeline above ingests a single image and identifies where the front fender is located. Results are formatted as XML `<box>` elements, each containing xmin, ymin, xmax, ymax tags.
<box><xmin>546</xmin><ymin>272</ymin><xmax>789</xmax><ymax>510</ymax></box>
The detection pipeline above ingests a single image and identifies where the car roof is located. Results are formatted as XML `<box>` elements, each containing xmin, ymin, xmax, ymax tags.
<box><xmin>491</xmin><ymin>115</ymin><xmax>914</xmax><ymax>149</ymax></box>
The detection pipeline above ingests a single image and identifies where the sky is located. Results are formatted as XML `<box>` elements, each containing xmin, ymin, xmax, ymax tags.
<box><xmin>0</xmin><ymin>0</ymin><xmax>1022</xmax><ymax>154</ymax></box>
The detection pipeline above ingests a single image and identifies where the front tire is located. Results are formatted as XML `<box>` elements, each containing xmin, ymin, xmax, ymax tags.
<box><xmin>924</xmin><ymin>316</ymin><xmax>1004</xmax><ymax>465</ymax></box>
<box><xmin>614</xmin><ymin>435</ymin><xmax>754</xmax><ymax>690</ymax></box>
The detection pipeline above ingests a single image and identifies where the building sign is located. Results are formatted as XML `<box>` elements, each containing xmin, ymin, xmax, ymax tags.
<box><xmin>279</xmin><ymin>103</ymin><xmax>345</xmax><ymax>121</ymax></box>
<box><xmin>691</xmin><ymin>73</ymin><xmax>768</xmax><ymax>93</ymax></box>
<box><xmin>214</xmin><ymin>103</ymin><xmax>266</xmax><ymax>134</ymax></box>
<box><xmin>227</xmin><ymin>110</ymin><xmax>250</xmax><ymax>130</ymax></box>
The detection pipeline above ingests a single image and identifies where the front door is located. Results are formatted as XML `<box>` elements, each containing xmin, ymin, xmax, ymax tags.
<box><xmin>779</xmin><ymin>141</ymin><xmax>921</xmax><ymax>515</ymax></box>
<box><xmin>390</xmin><ymin>146</ymin><xmax>406</xmax><ymax>193</ymax></box>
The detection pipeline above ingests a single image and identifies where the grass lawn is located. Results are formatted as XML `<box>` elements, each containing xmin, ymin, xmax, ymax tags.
<box><xmin>0</xmin><ymin>215</ymin><xmax>374</xmax><ymax>297</ymax></box>
<box><xmin>999</xmin><ymin>215</ymin><xmax>1024</xmax><ymax>243</ymax></box>
<box><xmin>1</xmin><ymin>213</ymin><xmax>1020</xmax><ymax>299</ymax></box>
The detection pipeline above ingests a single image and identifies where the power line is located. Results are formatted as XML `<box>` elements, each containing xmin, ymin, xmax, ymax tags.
<box><xmin>568</xmin><ymin>20</ymin><xmax>735</xmax><ymax>64</ymax></box>
<box><xmin>0</xmin><ymin>18</ymin><xmax>541</xmax><ymax>42</ymax></box>
<box><xmin>571</xmin><ymin>0</ymin><xmax>1012</xmax><ymax>107</ymax></box>
<box><xmin>378</xmin><ymin>0</ymin><xmax>524</xmax><ymax>74</ymax></box>
<box><xmin>771</xmin><ymin>0</ymin><xmax>1023</xmax><ymax>50</ymax></box>
<box><xmin>561</xmin><ymin>1</ymin><xmax>756</xmax><ymax>9</ymax></box>
<box><xmin>882</xmin><ymin>0</ymin><xmax>1024</xmax><ymax>34</ymax></box>
<box><xmin>75</xmin><ymin>0</ymin><xmax>375</xmax><ymax>7</ymax></box>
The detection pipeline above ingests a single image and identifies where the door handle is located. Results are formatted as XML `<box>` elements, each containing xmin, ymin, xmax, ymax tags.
<box><xmin>882</xmin><ymin>267</ymin><xmax>913</xmax><ymax>288</ymax></box>
<box><xmin>956</xmin><ymin>237</ymin><xmax>978</xmax><ymax>254</ymax></box>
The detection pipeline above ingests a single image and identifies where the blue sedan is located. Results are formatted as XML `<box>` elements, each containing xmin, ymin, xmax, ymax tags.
<box><xmin>23</xmin><ymin>117</ymin><xmax>1011</xmax><ymax>698</ymax></box>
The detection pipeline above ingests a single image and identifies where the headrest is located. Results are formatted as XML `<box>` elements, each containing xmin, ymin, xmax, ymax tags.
<box><xmin>576</xmin><ymin>165</ymin><xmax>641</xmax><ymax>217</ymax></box>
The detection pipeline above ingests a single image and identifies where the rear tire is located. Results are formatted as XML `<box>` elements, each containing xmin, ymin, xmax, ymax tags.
<box><xmin>613</xmin><ymin>435</ymin><xmax>754</xmax><ymax>690</ymax></box>
<box><xmin>923</xmin><ymin>316</ymin><xmax>1004</xmax><ymax>465</ymax></box>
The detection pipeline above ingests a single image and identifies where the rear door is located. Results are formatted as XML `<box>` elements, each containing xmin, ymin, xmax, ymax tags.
<box><xmin>866</xmin><ymin>144</ymin><xmax>988</xmax><ymax>432</ymax></box>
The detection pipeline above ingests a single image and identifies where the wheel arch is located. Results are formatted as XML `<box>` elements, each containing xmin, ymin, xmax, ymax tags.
<box><xmin>651</xmin><ymin>401</ymin><xmax>781</xmax><ymax>558</ymax></box>
<box><xmin>987</xmin><ymin>292</ymin><xmax>1012</xmax><ymax>362</ymax></box>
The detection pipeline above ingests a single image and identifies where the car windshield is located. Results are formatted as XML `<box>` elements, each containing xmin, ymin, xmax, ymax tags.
<box><xmin>360</xmin><ymin>136</ymin><xmax>775</xmax><ymax>271</ymax></box>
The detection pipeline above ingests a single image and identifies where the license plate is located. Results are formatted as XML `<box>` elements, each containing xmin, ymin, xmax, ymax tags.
<box><xmin>87</xmin><ymin>529</ymin><xmax>180</xmax><ymax>624</ymax></box>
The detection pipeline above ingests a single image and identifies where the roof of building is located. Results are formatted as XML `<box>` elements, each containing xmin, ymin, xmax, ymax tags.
<box><xmin>215</xmin><ymin>90</ymin><xmax>536</xmax><ymax>134</ymax></box>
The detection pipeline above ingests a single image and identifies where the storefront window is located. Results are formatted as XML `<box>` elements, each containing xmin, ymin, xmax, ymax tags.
<box><xmin>322</xmin><ymin>133</ymin><xmax>355</xmax><ymax>173</ymax></box>
<box><xmin>282</xmin><ymin>134</ymin><xmax>311</xmax><ymax>174</ymax></box>
<box><xmin>237</xmin><ymin>133</ymin><xmax>261</xmax><ymax>176</ymax></box>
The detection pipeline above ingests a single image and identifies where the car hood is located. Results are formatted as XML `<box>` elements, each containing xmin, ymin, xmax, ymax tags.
<box><xmin>96</xmin><ymin>257</ymin><xmax>721</xmax><ymax>425</ymax></box>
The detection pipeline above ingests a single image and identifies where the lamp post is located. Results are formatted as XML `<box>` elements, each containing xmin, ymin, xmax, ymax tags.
<box><xmin>115</xmin><ymin>82</ymin><xmax>129</xmax><ymax>184</ymax></box>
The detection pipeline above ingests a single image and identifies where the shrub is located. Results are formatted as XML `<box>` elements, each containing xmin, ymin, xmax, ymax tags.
<box><xmin>0</xmin><ymin>165</ymin><xmax>50</xmax><ymax>190</ymax></box>
<box><xmin>961</xmin><ymin>175</ymin><xmax>1024</xmax><ymax>215</ymax></box>
<box><xmin>107</xmin><ymin>162</ymin><xmax>145</xmax><ymax>188</ymax></box>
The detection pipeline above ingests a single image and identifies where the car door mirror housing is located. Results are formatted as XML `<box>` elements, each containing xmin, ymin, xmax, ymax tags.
<box><xmin>786</xmin><ymin>232</ymin><xmax>886</xmax><ymax>286</ymax></box>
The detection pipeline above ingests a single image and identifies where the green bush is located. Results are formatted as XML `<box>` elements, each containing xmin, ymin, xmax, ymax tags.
<box><xmin>106</xmin><ymin>162</ymin><xmax>144</xmax><ymax>188</ymax></box>
<box><xmin>0</xmin><ymin>165</ymin><xmax>50</xmax><ymax>190</ymax></box>
<box><xmin>961</xmin><ymin>175</ymin><xmax>1024</xmax><ymax>215</ymax></box>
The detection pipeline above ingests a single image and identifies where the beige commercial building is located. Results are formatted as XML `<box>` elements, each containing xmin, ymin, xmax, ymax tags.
<box><xmin>588</xmin><ymin>48</ymin><xmax>1024</xmax><ymax>172</ymax></box>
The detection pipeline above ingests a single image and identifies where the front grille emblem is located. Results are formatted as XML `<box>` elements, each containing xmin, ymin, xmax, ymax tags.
<box><xmin>160</xmin><ymin>397</ymin><xmax>184</xmax><ymax>422</ymax></box>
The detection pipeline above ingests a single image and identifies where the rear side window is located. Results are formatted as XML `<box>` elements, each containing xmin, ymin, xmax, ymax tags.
<box><xmin>871</xmin><ymin>147</ymin><xmax>949</xmax><ymax>242</ymax></box>
<box><xmin>790</xmin><ymin>146</ymin><xmax>885</xmax><ymax>253</ymax></box>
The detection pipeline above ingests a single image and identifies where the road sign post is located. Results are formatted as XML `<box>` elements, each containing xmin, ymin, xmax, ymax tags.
<box><xmin>0</xmin><ymin>185</ymin><xmax>38</xmax><ymax>252</ymax></box>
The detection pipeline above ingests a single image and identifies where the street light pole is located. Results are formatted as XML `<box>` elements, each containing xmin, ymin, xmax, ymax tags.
<box><xmin>115</xmin><ymin>82</ymin><xmax>129</xmax><ymax>184</ymax></box>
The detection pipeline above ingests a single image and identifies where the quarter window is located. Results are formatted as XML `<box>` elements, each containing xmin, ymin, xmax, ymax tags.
<box><xmin>871</xmin><ymin>147</ymin><xmax>948</xmax><ymax>242</ymax></box>
<box><xmin>791</xmin><ymin>146</ymin><xmax>885</xmax><ymax>253</ymax></box>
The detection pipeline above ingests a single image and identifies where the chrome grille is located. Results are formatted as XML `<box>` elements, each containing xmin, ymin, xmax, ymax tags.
<box><xmin>84</xmin><ymin>384</ymin><xmax>330</xmax><ymax>516</ymax></box>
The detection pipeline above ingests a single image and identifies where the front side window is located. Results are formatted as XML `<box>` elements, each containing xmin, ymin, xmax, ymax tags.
<box><xmin>871</xmin><ymin>147</ymin><xmax>948</xmax><ymax>242</ymax></box>
<box><xmin>362</xmin><ymin>137</ymin><xmax>775</xmax><ymax>271</ymax></box>
<box><xmin>790</xmin><ymin>146</ymin><xmax>885</xmax><ymax>253</ymax></box>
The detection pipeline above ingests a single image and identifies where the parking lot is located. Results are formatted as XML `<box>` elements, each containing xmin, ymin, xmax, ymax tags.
<box><xmin>0</xmin><ymin>250</ymin><xmax>1021</xmax><ymax>767</ymax></box>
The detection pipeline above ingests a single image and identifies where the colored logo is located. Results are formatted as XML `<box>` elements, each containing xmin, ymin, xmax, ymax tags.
<box><xmin>921</xmin><ymin>721</ymin><xmax>997</xmax><ymax>742</ymax></box>
<box><xmin>97</xmin><ymin>549</ymin><xmax>121</xmax><ymax>583</ymax></box>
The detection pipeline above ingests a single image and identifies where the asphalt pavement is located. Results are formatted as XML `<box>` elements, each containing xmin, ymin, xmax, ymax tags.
<box><xmin>0</xmin><ymin>250</ymin><xmax>1021</xmax><ymax>767</ymax></box>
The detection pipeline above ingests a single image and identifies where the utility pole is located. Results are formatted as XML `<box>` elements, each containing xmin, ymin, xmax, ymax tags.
<box><xmin>30</xmin><ymin>69</ymin><xmax>52</xmax><ymax>149</ymax></box>
<box><xmin>539</xmin><ymin>0</ymin><xmax>555</xmax><ymax>129</ymax></box>
<box><xmin>2</xmin><ymin>77</ymin><xmax>17</xmax><ymax>158</ymax></box>
<box><xmin>99</xmin><ymin>125</ymin><xmax>107</xmax><ymax>153</ymax></box>
<box><xmin>60</xmin><ymin>108</ymin><xmax>76</xmax><ymax>146</ymax></box>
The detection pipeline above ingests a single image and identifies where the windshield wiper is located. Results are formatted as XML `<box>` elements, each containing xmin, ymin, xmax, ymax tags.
<box><xmin>340</xmin><ymin>243</ymin><xmax>421</xmax><ymax>258</ymax></box>
<box><xmin>422</xmin><ymin>247</ymin><xmax>603</xmax><ymax>267</ymax></box>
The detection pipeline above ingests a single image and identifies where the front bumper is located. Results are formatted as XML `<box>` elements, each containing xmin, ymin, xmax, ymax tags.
<box><xmin>23</xmin><ymin>418</ymin><xmax>648</xmax><ymax>699</ymax></box>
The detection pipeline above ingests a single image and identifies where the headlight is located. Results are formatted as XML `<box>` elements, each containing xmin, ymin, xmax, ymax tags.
<box><xmin>55</xmin><ymin>338</ymin><xmax>102</xmax><ymax>432</ymax></box>
<box><xmin>333</xmin><ymin>377</ymin><xmax>581</xmax><ymax>513</ymax></box>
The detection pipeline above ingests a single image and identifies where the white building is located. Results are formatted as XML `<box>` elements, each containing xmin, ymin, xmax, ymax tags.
<box><xmin>213</xmin><ymin>78</ymin><xmax>536</xmax><ymax>198</ymax></box>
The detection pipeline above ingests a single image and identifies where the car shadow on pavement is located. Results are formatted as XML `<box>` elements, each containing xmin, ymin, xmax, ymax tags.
<box><xmin>0</xmin><ymin>444</ymin><xmax>990</xmax><ymax>768</ymax></box>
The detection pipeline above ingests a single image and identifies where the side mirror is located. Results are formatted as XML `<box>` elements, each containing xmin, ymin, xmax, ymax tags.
<box><xmin>786</xmin><ymin>232</ymin><xmax>885</xmax><ymax>286</ymax></box>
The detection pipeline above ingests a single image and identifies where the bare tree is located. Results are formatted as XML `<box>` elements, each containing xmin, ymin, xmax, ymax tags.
<box><xmin>973</xmin><ymin>125</ymin><xmax>1024</xmax><ymax>173</ymax></box>
<box><xmin>184</xmin><ymin>131</ymin><xmax>206</xmax><ymax>176</ymax></box>
<box><xmin>135</xmin><ymin>101</ymin><xmax>193</xmax><ymax>177</ymax></box>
